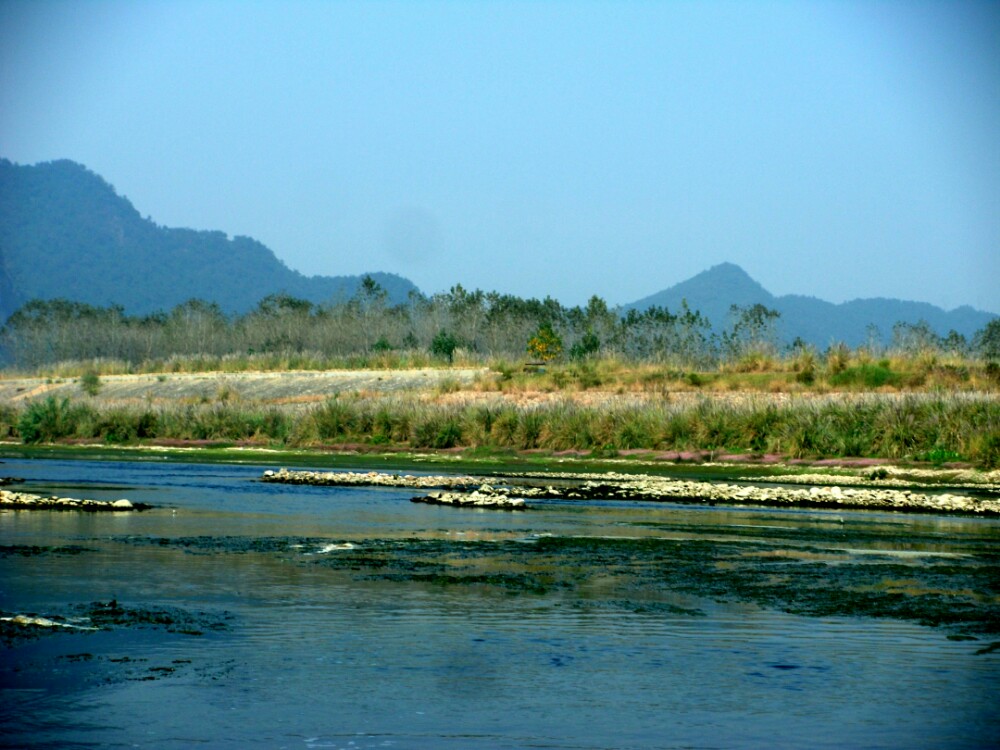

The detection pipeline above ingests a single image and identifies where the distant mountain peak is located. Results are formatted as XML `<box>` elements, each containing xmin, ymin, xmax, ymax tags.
<box><xmin>688</xmin><ymin>261</ymin><xmax>764</xmax><ymax>289</ymax></box>
<box><xmin>624</xmin><ymin>261</ymin><xmax>995</xmax><ymax>347</ymax></box>
<box><xmin>628</xmin><ymin>261</ymin><xmax>773</xmax><ymax>318</ymax></box>
<box><xmin>702</xmin><ymin>261</ymin><xmax>750</xmax><ymax>277</ymax></box>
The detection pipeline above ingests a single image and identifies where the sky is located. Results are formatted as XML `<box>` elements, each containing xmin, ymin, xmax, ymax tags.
<box><xmin>1</xmin><ymin>0</ymin><xmax>998</xmax><ymax>313</ymax></box>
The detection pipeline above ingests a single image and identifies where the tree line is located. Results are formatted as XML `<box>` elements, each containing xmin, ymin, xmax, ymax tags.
<box><xmin>2</xmin><ymin>277</ymin><xmax>998</xmax><ymax>370</ymax></box>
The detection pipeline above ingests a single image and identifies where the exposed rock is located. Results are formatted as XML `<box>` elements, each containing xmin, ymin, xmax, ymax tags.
<box><xmin>411</xmin><ymin>490</ymin><xmax>527</xmax><ymax>510</ymax></box>
<box><xmin>0</xmin><ymin>614</ymin><xmax>97</xmax><ymax>631</ymax></box>
<box><xmin>262</xmin><ymin>468</ymin><xmax>482</xmax><ymax>490</ymax></box>
<box><xmin>550</xmin><ymin>475</ymin><xmax>1000</xmax><ymax>515</ymax></box>
<box><xmin>0</xmin><ymin>489</ymin><xmax>149</xmax><ymax>511</ymax></box>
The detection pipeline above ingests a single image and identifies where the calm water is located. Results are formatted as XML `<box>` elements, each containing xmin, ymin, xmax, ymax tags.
<box><xmin>1</xmin><ymin>458</ymin><xmax>998</xmax><ymax>749</ymax></box>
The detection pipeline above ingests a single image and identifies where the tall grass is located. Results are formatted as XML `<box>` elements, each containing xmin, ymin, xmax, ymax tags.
<box><xmin>5</xmin><ymin>393</ymin><xmax>998</xmax><ymax>468</ymax></box>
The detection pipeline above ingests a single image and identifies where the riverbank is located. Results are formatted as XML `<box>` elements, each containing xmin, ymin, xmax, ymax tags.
<box><xmin>4</xmin><ymin>389</ymin><xmax>998</xmax><ymax>468</ymax></box>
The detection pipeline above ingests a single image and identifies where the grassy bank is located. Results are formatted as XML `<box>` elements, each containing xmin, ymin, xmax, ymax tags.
<box><xmin>3</xmin><ymin>392</ymin><xmax>998</xmax><ymax>468</ymax></box>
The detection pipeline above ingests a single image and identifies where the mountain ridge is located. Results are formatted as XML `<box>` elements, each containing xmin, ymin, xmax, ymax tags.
<box><xmin>624</xmin><ymin>262</ymin><xmax>995</xmax><ymax>347</ymax></box>
<box><xmin>0</xmin><ymin>158</ymin><xmax>417</xmax><ymax>320</ymax></box>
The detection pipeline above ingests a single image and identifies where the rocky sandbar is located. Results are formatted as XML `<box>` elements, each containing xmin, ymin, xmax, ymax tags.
<box><xmin>262</xmin><ymin>468</ymin><xmax>999</xmax><ymax>516</ymax></box>
<box><xmin>0</xmin><ymin>489</ymin><xmax>148</xmax><ymax>511</ymax></box>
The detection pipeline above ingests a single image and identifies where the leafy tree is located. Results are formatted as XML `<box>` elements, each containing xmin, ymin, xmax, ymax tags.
<box><xmin>721</xmin><ymin>303</ymin><xmax>781</xmax><ymax>360</ymax></box>
<box><xmin>891</xmin><ymin>320</ymin><xmax>939</xmax><ymax>354</ymax></box>
<box><xmin>431</xmin><ymin>330</ymin><xmax>459</xmax><ymax>362</ymax></box>
<box><xmin>352</xmin><ymin>276</ymin><xmax>389</xmax><ymax>350</ymax></box>
<box><xmin>254</xmin><ymin>293</ymin><xmax>313</xmax><ymax>317</ymax></box>
<box><xmin>941</xmin><ymin>329</ymin><xmax>968</xmax><ymax>356</ymax></box>
<box><xmin>974</xmin><ymin>319</ymin><xmax>1000</xmax><ymax>361</ymax></box>
<box><xmin>569</xmin><ymin>330</ymin><xmax>600</xmax><ymax>360</ymax></box>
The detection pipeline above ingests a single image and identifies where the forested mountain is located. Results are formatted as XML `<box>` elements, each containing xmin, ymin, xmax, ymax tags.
<box><xmin>625</xmin><ymin>262</ymin><xmax>995</xmax><ymax>347</ymax></box>
<box><xmin>0</xmin><ymin>158</ymin><xmax>417</xmax><ymax>321</ymax></box>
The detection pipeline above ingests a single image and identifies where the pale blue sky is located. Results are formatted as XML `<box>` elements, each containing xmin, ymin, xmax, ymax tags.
<box><xmin>1</xmin><ymin>0</ymin><xmax>997</xmax><ymax>312</ymax></box>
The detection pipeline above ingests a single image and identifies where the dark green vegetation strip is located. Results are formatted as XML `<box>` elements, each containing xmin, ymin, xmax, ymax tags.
<box><xmin>4</xmin><ymin>391</ymin><xmax>1000</xmax><ymax>467</ymax></box>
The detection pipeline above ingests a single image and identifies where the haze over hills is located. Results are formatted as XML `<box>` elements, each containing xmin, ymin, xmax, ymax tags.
<box><xmin>0</xmin><ymin>158</ymin><xmax>417</xmax><ymax>320</ymax></box>
<box><xmin>625</xmin><ymin>263</ymin><xmax>996</xmax><ymax>348</ymax></box>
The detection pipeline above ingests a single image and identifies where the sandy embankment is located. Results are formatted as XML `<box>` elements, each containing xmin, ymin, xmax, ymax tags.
<box><xmin>0</xmin><ymin>368</ymin><xmax>489</xmax><ymax>408</ymax></box>
<box><xmin>3</xmin><ymin>368</ymin><xmax>992</xmax><ymax>412</ymax></box>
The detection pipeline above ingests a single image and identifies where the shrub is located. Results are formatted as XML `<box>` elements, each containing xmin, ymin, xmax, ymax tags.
<box><xmin>493</xmin><ymin>360</ymin><xmax>515</xmax><ymax>383</ymax></box>
<box><xmin>550</xmin><ymin>369</ymin><xmax>570</xmax><ymax>389</ymax></box>
<box><xmin>436</xmin><ymin>377</ymin><xmax>461</xmax><ymax>395</ymax></box>
<box><xmin>614</xmin><ymin>415</ymin><xmax>654</xmax><ymax>450</ymax></box>
<box><xmin>970</xmin><ymin>431</ymin><xmax>1000</xmax><ymax>469</ymax></box>
<box><xmin>491</xmin><ymin>408</ymin><xmax>520</xmax><ymax>445</ymax></box>
<box><xmin>828</xmin><ymin>364</ymin><xmax>900</xmax><ymax>389</ymax></box>
<box><xmin>792</xmin><ymin>345</ymin><xmax>817</xmax><ymax>385</ymax></box>
<box><xmin>572</xmin><ymin>361</ymin><xmax>602</xmax><ymax>389</ymax></box>
<box><xmin>434</xmin><ymin>418</ymin><xmax>463</xmax><ymax>449</ymax></box>
<box><xmin>412</xmin><ymin>414</ymin><xmax>463</xmax><ymax>449</ymax></box>
<box><xmin>96</xmin><ymin>409</ymin><xmax>140</xmax><ymax>443</ymax></box>
<box><xmin>825</xmin><ymin>343</ymin><xmax>850</xmax><ymax>376</ymax></box>
<box><xmin>311</xmin><ymin>398</ymin><xmax>355</xmax><ymax>441</ymax></box>
<box><xmin>80</xmin><ymin>370</ymin><xmax>102</xmax><ymax>397</ymax></box>
<box><xmin>17</xmin><ymin>397</ymin><xmax>92</xmax><ymax>443</ymax></box>
<box><xmin>517</xmin><ymin>410</ymin><xmax>544</xmax><ymax>449</ymax></box>
<box><xmin>0</xmin><ymin>404</ymin><xmax>19</xmax><ymax>438</ymax></box>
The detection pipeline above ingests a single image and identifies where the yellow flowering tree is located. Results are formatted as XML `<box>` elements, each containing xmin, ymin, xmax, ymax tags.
<box><xmin>527</xmin><ymin>322</ymin><xmax>563</xmax><ymax>362</ymax></box>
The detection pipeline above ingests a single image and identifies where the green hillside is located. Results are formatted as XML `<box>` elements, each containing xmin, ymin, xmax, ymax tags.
<box><xmin>0</xmin><ymin>158</ymin><xmax>417</xmax><ymax>320</ymax></box>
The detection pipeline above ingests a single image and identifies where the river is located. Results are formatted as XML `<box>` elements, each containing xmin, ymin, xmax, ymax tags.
<box><xmin>1</xmin><ymin>457</ymin><xmax>998</xmax><ymax>749</ymax></box>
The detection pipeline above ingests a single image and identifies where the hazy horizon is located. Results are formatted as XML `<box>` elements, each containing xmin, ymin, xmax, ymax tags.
<box><xmin>2</xmin><ymin>1</ymin><xmax>997</xmax><ymax>313</ymax></box>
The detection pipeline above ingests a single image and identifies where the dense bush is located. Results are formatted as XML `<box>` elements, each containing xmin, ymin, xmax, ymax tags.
<box><xmin>828</xmin><ymin>363</ymin><xmax>901</xmax><ymax>389</ymax></box>
<box><xmin>16</xmin><ymin>397</ymin><xmax>92</xmax><ymax>443</ymax></box>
